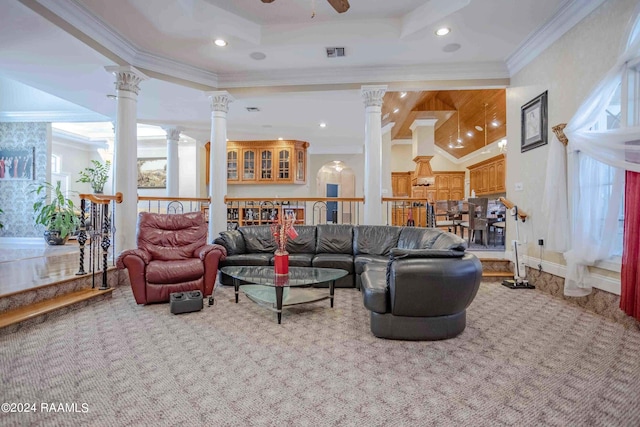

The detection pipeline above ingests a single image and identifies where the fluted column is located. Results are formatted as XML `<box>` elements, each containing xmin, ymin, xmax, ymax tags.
<box><xmin>361</xmin><ymin>85</ymin><xmax>387</xmax><ymax>225</ymax></box>
<box><xmin>105</xmin><ymin>65</ymin><xmax>148</xmax><ymax>253</ymax></box>
<box><xmin>162</xmin><ymin>126</ymin><xmax>182</xmax><ymax>198</ymax></box>
<box><xmin>206</xmin><ymin>91</ymin><xmax>234</xmax><ymax>239</ymax></box>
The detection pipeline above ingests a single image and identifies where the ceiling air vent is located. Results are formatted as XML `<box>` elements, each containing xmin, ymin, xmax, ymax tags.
<box><xmin>326</xmin><ymin>47</ymin><xmax>345</xmax><ymax>58</ymax></box>
<box><xmin>246</xmin><ymin>107</ymin><xmax>260</xmax><ymax>112</ymax></box>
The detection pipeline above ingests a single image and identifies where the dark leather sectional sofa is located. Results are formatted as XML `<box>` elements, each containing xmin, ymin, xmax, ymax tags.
<box><xmin>214</xmin><ymin>224</ymin><xmax>482</xmax><ymax>340</ymax></box>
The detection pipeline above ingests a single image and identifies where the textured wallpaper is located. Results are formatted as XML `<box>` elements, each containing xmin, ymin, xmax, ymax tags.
<box><xmin>0</xmin><ymin>122</ymin><xmax>48</xmax><ymax>237</ymax></box>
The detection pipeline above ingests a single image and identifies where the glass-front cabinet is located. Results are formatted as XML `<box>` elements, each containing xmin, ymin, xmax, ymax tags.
<box><xmin>242</xmin><ymin>149</ymin><xmax>256</xmax><ymax>181</ymax></box>
<box><xmin>259</xmin><ymin>149</ymin><xmax>273</xmax><ymax>181</ymax></box>
<box><xmin>206</xmin><ymin>140</ymin><xmax>309</xmax><ymax>185</ymax></box>
<box><xmin>225</xmin><ymin>140</ymin><xmax>308</xmax><ymax>185</ymax></box>
<box><xmin>227</xmin><ymin>149</ymin><xmax>239</xmax><ymax>181</ymax></box>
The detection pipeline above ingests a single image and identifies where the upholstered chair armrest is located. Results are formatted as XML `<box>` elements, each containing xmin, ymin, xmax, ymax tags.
<box><xmin>116</xmin><ymin>249</ymin><xmax>152</xmax><ymax>305</ymax></box>
<box><xmin>116</xmin><ymin>249</ymin><xmax>152</xmax><ymax>269</ymax></box>
<box><xmin>195</xmin><ymin>244</ymin><xmax>227</xmax><ymax>297</ymax></box>
<box><xmin>194</xmin><ymin>244</ymin><xmax>227</xmax><ymax>261</ymax></box>
<box><xmin>361</xmin><ymin>269</ymin><xmax>389</xmax><ymax>314</ymax></box>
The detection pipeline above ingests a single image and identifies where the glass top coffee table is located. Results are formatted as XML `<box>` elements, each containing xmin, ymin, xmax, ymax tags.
<box><xmin>220</xmin><ymin>266</ymin><xmax>348</xmax><ymax>324</ymax></box>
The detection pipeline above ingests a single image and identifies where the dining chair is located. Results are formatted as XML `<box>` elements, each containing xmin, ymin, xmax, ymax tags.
<box><xmin>459</xmin><ymin>197</ymin><xmax>489</xmax><ymax>247</ymax></box>
<box><xmin>435</xmin><ymin>200</ymin><xmax>456</xmax><ymax>233</ymax></box>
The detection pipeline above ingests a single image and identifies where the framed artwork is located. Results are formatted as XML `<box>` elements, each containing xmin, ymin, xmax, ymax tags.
<box><xmin>521</xmin><ymin>91</ymin><xmax>548</xmax><ymax>152</ymax></box>
<box><xmin>0</xmin><ymin>147</ymin><xmax>35</xmax><ymax>180</ymax></box>
<box><xmin>137</xmin><ymin>157</ymin><xmax>167</xmax><ymax>189</ymax></box>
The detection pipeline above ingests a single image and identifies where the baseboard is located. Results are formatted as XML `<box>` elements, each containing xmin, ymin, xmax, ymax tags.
<box><xmin>504</xmin><ymin>250</ymin><xmax>620</xmax><ymax>295</ymax></box>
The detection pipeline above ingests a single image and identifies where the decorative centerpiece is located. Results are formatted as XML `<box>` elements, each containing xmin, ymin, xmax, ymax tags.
<box><xmin>270</xmin><ymin>210</ymin><xmax>298</xmax><ymax>275</ymax></box>
<box><xmin>77</xmin><ymin>160</ymin><xmax>111</xmax><ymax>194</ymax></box>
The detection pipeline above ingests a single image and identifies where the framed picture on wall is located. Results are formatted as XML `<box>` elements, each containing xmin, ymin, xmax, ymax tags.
<box><xmin>0</xmin><ymin>147</ymin><xmax>35</xmax><ymax>180</ymax></box>
<box><xmin>521</xmin><ymin>91</ymin><xmax>548</xmax><ymax>152</ymax></box>
<box><xmin>137</xmin><ymin>157</ymin><xmax>167</xmax><ymax>189</ymax></box>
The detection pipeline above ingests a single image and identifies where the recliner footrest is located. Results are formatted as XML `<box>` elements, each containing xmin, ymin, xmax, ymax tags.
<box><xmin>170</xmin><ymin>290</ymin><xmax>203</xmax><ymax>314</ymax></box>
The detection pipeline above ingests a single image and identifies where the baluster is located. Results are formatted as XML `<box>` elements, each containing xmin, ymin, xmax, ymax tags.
<box><xmin>100</xmin><ymin>203</ymin><xmax>110</xmax><ymax>290</ymax></box>
<box><xmin>76</xmin><ymin>198</ymin><xmax>88</xmax><ymax>275</ymax></box>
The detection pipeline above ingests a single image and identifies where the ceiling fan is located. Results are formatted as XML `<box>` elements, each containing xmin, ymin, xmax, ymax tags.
<box><xmin>261</xmin><ymin>0</ymin><xmax>350</xmax><ymax>14</ymax></box>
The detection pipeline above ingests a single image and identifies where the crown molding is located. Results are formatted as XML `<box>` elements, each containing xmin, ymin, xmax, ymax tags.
<box><xmin>0</xmin><ymin>110</ymin><xmax>108</xmax><ymax>122</ymax></box>
<box><xmin>218</xmin><ymin>62</ymin><xmax>510</xmax><ymax>88</ymax></box>
<box><xmin>32</xmin><ymin>0</ymin><xmax>219</xmax><ymax>87</ymax></box>
<box><xmin>52</xmin><ymin>128</ymin><xmax>109</xmax><ymax>150</ymax></box>
<box><xmin>506</xmin><ymin>0</ymin><xmax>606</xmax><ymax>76</ymax></box>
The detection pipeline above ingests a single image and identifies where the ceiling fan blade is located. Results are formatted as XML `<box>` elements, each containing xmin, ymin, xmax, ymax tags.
<box><xmin>326</xmin><ymin>0</ymin><xmax>350</xmax><ymax>13</ymax></box>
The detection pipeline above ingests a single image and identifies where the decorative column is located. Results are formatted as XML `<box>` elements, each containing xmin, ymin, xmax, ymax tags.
<box><xmin>162</xmin><ymin>126</ymin><xmax>182</xmax><ymax>198</ymax></box>
<box><xmin>105</xmin><ymin>65</ymin><xmax>148</xmax><ymax>253</ymax></box>
<box><xmin>381</xmin><ymin>122</ymin><xmax>394</xmax><ymax>225</ymax></box>
<box><xmin>206</xmin><ymin>91</ymin><xmax>234</xmax><ymax>239</ymax></box>
<box><xmin>361</xmin><ymin>85</ymin><xmax>387</xmax><ymax>225</ymax></box>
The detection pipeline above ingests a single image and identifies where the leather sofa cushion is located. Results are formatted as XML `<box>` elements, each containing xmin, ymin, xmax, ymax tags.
<box><xmin>431</xmin><ymin>232</ymin><xmax>467</xmax><ymax>251</ymax></box>
<box><xmin>315</xmin><ymin>224</ymin><xmax>353</xmax><ymax>254</ymax></box>
<box><xmin>361</xmin><ymin>269</ymin><xmax>389</xmax><ymax>314</ymax></box>
<box><xmin>146</xmin><ymin>259</ymin><xmax>204</xmax><ymax>284</ymax></box>
<box><xmin>240</xmin><ymin>226</ymin><xmax>276</xmax><ymax>253</ymax></box>
<box><xmin>222</xmin><ymin>253</ymin><xmax>272</xmax><ymax>266</ymax></box>
<box><xmin>354</xmin><ymin>225</ymin><xmax>402</xmax><ymax>256</ymax></box>
<box><xmin>390</xmin><ymin>248</ymin><xmax>466</xmax><ymax>259</ymax></box>
<box><xmin>272</xmin><ymin>253</ymin><xmax>314</xmax><ymax>267</ymax></box>
<box><xmin>354</xmin><ymin>254</ymin><xmax>388</xmax><ymax>274</ymax></box>
<box><xmin>397</xmin><ymin>227</ymin><xmax>442</xmax><ymax>249</ymax></box>
<box><xmin>388</xmin><ymin>254</ymin><xmax>481</xmax><ymax>317</ymax></box>
<box><xmin>214</xmin><ymin>230</ymin><xmax>246</xmax><ymax>255</ymax></box>
<box><xmin>286</xmin><ymin>226</ymin><xmax>317</xmax><ymax>254</ymax></box>
<box><xmin>137</xmin><ymin>212</ymin><xmax>207</xmax><ymax>261</ymax></box>
<box><xmin>312</xmin><ymin>253</ymin><xmax>354</xmax><ymax>273</ymax></box>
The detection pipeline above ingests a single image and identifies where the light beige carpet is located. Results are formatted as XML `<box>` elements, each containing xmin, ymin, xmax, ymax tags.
<box><xmin>1</xmin><ymin>281</ymin><xmax>640</xmax><ymax>426</ymax></box>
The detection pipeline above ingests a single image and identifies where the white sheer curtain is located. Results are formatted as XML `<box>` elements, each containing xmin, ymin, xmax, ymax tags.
<box><xmin>541</xmin><ymin>6</ymin><xmax>640</xmax><ymax>296</ymax></box>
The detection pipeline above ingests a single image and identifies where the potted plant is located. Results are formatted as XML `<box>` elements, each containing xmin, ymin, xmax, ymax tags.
<box><xmin>77</xmin><ymin>159</ymin><xmax>111</xmax><ymax>193</ymax></box>
<box><xmin>31</xmin><ymin>181</ymin><xmax>80</xmax><ymax>245</ymax></box>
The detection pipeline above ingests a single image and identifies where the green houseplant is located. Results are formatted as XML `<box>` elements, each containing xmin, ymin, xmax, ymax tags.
<box><xmin>77</xmin><ymin>159</ymin><xmax>111</xmax><ymax>193</ymax></box>
<box><xmin>31</xmin><ymin>181</ymin><xmax>80</xmax><ymax>245</ymax></box>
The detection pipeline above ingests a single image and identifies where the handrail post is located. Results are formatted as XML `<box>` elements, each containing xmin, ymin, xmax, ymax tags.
<box><xmin>100</xmin><ymin>203</ymin><xmax>110</xmax><ymax>290</ymax></box>
<box><xmin>76</xmin><ymin>198</ymin><xmax>87</xmax><ymax>275</ymax></box>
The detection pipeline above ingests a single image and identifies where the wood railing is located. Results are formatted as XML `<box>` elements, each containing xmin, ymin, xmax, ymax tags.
<box><xmin>77</xmin><ymin>192</ymin><xmax>123</xmax><ymax>290</ymax></box>
<box><xmin>498</xmin><ymin>197</ymin><xmax>528</xmax><ymax>222</ymax></box>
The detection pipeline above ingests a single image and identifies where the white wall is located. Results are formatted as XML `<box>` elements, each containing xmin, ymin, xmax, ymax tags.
<box><xmin>506</xmin><ymin>0</ymin><xmax>637</xmax><ymax>269</ymax></box>
<box><xmin>52</xmin><ymin>140</ymin><xmax>96</xmax><ymax>206</ymax></box>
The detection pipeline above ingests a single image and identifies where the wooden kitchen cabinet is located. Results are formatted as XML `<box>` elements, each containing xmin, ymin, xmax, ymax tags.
<box><xmin>468</xmin><ymin>154</ymin><xmax>506</xmax><ymax>196</ymax></box>
<box><xmin>206</xmin><ymin>140</ymin><xmax>309</xmax><ymax>185</ymax></box>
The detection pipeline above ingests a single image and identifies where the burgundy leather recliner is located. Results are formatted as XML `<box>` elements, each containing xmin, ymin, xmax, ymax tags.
<box><xmin>116</xmin><ymin>212</ymin><xmax>227</xmax><ymax>304</ymax></box>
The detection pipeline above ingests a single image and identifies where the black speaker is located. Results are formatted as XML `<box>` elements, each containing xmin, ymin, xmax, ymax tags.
<box><xmin>169</xmin><ymin>290</ymin><xmax>204</xmax><ymax>314</ymax></box>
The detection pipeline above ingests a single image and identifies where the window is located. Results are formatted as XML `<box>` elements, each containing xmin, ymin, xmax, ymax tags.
<box><xmin>51</xmin><ymin>154</ymin><xmax>61</xmax><ymax>174</ymax></box>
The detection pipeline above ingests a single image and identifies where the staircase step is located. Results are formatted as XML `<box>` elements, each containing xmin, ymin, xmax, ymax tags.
<box><xmin>0</xmin><ymin>288</ymin><xmax>113</xmax><ymax>331</ymax></box>
<box><xmin>482</xmin><ymin>270</ymin><xmax>513</xmax><ymax>278</ymax></box>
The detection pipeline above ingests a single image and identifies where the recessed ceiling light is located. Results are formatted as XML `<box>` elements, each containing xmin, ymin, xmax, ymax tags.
<box><xmin>466</xmin><ymin>131</ymin><xmax>473</xmax><ymax>137</ymax></box>
<box><xmin>319</xmin><ymin>122</ymin><xmax>327</xmax><ymax>128</ymax></box>
<box><xmin>278</xmin><ymin>137</ymin><xmax>283</xmax><ymax>140</ymax></box>
<box><xmin>442</xmin><ymin>43</ymin><xmax>461</xmax><ymax>53</ymax></box>
<box><xmin>475</xmin><ymin>125</ymin><xmax>483</xmax><ymax>131</ymax></box>
<box><xmin>106</xmin><ymin>94</ymin><xmax>117</xmax><ymax>100</ymax></box>
<box><xmin>491</xmin><ymin>120</ymin><xmax>500</xmax><ymax>127</ymax></box>
<box><xmin>250</xmin><ymin>52</ymin><xmax>266</xmax><ymax>60</ymax></box>
<box><xmin>400</xmin><ymin>92</ymin><xmax>407</xmax><ymax>98</ymax></box>
<box><xmin>435</xmin><ymin>27</ymin><xmax>451</xmax><ymax>36</ymax></box>
<box><xmin>214</xmin><ymin>39</ymin><xmax>227</xmax><ymax>47</ymax></box>
<box><xmin>393</xmin><ymin>108</ymin><xmax>400</xmax><ymax>113</ymax></box>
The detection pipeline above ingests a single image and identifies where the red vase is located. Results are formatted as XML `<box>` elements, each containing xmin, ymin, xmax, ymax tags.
<box><xmin>274</xmin><ymin>251</ymin><xmax>289</xmax><ymax>275</ymax></box>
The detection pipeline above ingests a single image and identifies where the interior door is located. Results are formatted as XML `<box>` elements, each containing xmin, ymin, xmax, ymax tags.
<box><xmin>326</xmin><ymin>183</ymin><xmax>338</xmax><ymax>223</ymax></box>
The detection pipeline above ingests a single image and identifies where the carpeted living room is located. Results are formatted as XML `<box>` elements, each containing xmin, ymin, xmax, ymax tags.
<box><xmin>2</xmin><ymin>277</ymin><xmax>640</xmax><ymax>426</ymax></box>
<box><xmin>4</xmin><ymin>0</ymin><xmax>640</xmax><ymax>425</ymax></box>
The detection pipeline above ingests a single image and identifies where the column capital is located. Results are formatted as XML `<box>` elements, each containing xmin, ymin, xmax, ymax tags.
<box><xmin>409</xmin><ymin>118</ymin><xmax>439</xmax><ymax>132</ymax></box>
<box><xmin>206</xmin><ymin>91</ymin><xmax>234</xmax><ymax>113</ymax></box>
<box><xmin>105</xmin><ymin>65</ymin><xmax>148</xmax><ymax>95</ymax></box>
<box><xmin>162</xmin><ymin>126</ymin><xmax>183</xmax><ymax>142</ymax></box>
<box><xmin>382</xmin><ymin>122</ymin><xmax>395</xmax><ymax>135</ymax></box>
<box><xmin>361</xmin><ymin>85</ymin><xmax>387</xmax><ymax>108</ymax></box>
